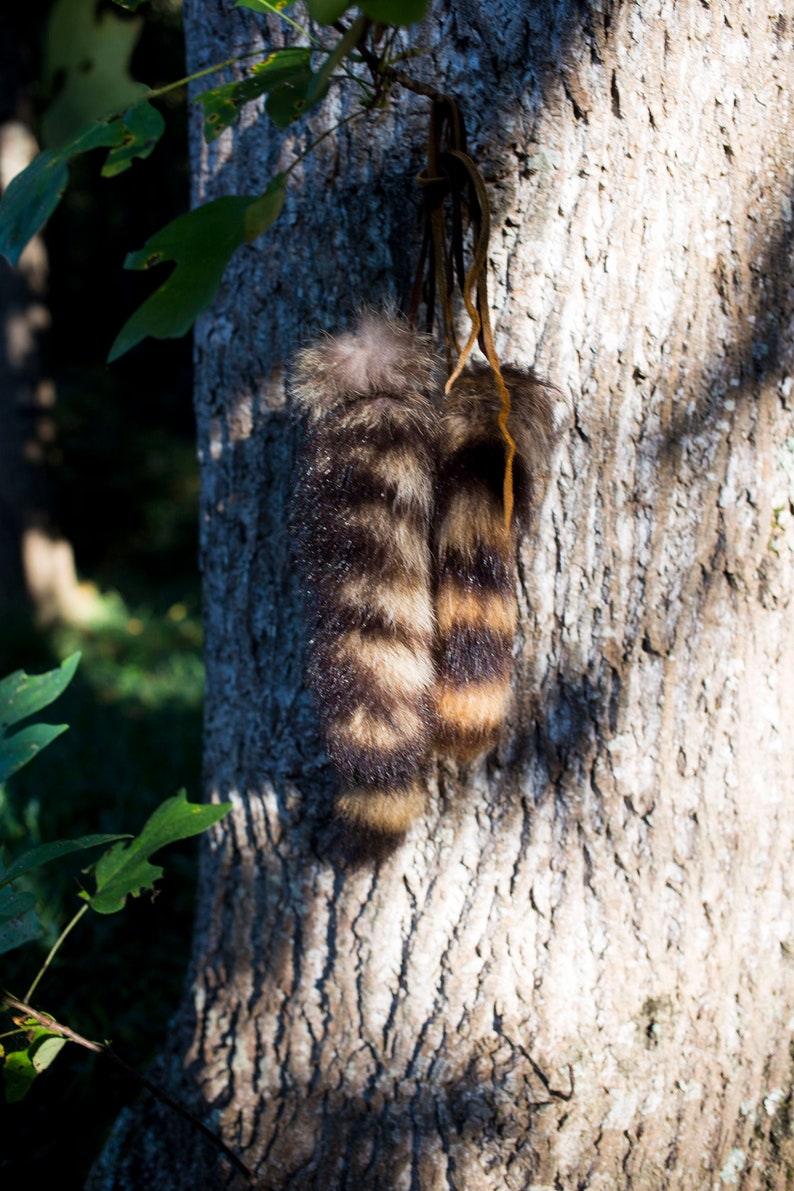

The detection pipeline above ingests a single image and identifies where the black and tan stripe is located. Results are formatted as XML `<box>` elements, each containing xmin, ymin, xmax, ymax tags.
<box><xmin>433</xmin><ymin>366</ymin><xmax>562</xmax><ymax>761</ymax></box>
<box><xmin>291</xmin><ymin>313</ymin><xmax>439</xmax><ymax>835</ymax></box>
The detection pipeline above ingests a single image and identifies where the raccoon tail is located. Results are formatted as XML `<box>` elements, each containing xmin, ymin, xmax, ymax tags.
<box><xmin>433</xmin><ymin>365</ymin><xmax>564</xmax><ymax>761</ymax></box>
<box><xmin>291</xmin><ymin>312</ymin><xmax>440</xmax><ymax>835</ymax></box>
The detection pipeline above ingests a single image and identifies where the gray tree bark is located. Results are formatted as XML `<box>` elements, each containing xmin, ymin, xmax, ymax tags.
<box><xmin>90</xmin><ymin>1</ymin><xmax>794</xmax><ymax>1187</ymax></box>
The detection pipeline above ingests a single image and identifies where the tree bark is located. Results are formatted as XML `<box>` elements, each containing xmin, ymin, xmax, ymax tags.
<box><xmin>90</xmin><ymin>1</ymin><xmax>794</xmax><ymax>1187</ymax></box>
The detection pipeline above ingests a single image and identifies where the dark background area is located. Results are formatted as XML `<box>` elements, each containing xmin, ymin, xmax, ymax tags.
<box><xmin>0</xmin><ymin>1</ymin><xmax>203</xmax><ymax>1185</ymax></box>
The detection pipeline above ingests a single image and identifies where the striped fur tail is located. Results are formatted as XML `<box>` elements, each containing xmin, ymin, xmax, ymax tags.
<box><xmin>433</xmin><ymin>366</ymin><xmax>563</xmax><ymax>761</ymax></box>
<box><xmin>292</xmin><ymin>313</ymin><xmax>440</xmax><ymax>835</ymax></box>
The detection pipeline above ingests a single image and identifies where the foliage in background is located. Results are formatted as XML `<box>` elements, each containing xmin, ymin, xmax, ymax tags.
<box><xmin>30</xmin><ymin>0</ymin><xmax>195</xmax><ymax>600</ymax></box>
<box><xmin>0</xmin><ymin>2</ymin><xmax>203</xmax><ymax>1184</ymax></box>
<box><xmin>0</xmin><ymin>0</ymin><xmax>431</xmax><ymax>361</ymax></box>
<box><xmin>0</xmin><ymin>650</ymin><xmax>226</xmax><ymax>1146</ymax></box>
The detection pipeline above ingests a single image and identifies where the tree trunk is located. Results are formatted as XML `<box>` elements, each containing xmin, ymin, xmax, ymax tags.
<box><xmin>90</xmin><ymin>1</ymin><xmax>794</xmax><ymax>1186</ymax></box>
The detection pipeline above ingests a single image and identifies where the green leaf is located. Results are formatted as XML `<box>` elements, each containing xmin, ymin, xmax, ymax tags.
<box><xmin>360</xmin><ymin>0</ymin><xmax>429</xmax><ymax>24</ymax></box>
<box><xmin>0</xmin><ymin>834</ymin><xmax>128</xmax><ymax>954</ymax></box>
<box><xmin>0</xmin><ymin>724</ymin><xmax>69</xmax><ymax>785</ymax></box>
<box><xmin>102</xmin><ymin>102</ymin><xmax>165</xmax><ymax>177</ymax></box>
<box><xmin>303</xmin><ymin>0</ymin><xmax>429</xmax><ymax>22</ymax></box>
<box><xmin>3</xmin><ymin>1029</ymin><xmax>66</xmax><ymax>1103</ymax></box>
<box><xmin>0</xmin><ymin>888</ymin><xmax>40</xmax><ymax>956</ymax></box>
<box><xmin>4</xmin><ymin>1047</ymin><xmax>38</xmax><ymax>1102</ymax></box>
<box><xmin>108</xmin><ymin>177</ymin><xmax>286</xmax><ymax>361</ymax></box>
<box><xmin>0</xmin><ymin>124</ymin><xmax>120</xmax><ymax>266</ymax></box>
<box><xmin>0</xmin><ymin>835</ymin><xmax>129</xmax><ymax>888</ymax></box>
<box><xmin>235</xmin><ymin>0</ymin><xmax>299</xmax><ymax>15</ymax></box>
<box><xmin>0</xmin><ymin>106</ymin><xmax>165</xmax><ymax>267</ymax></box>
<box><xmin>41</xmin><ymin>0</ymin><xmax>146</xmax><ymax>148</ymax></box>
<box><xmin>110</xmin><ymin>0</ymin><xmax>150</xmax><ymax>9</ymax></box>
<box><xmin>0</xmin><ymin>653</ymin><xmax>80</xmax><ymax>782</ymax></box>
<box><xmin>84</xmin><ymin>790</ymin><xmax>232</xmax><ymax>915</ymax></box>
<box><xmin>0</xmin><ymin>653</ymin><xmax>79</xmax><ymax>730</ymax></box>
<box><xmin>195</xmin><ymin>49</ymin><xmax>313</xmax><ymax>143</ymax></box>
<box><xmin>265</xmin><ymin>73</ymin><xmax>327</xmax><ymax>130</ymax></box>
<box><xmin>244</xmin><ymin>184</ymin><xmax>287</xmax><ymax>237</ymax></box>
<box><xmin>30</xmin><ymin>1032</ymin><xmax>67</xmax><ymax>1075</ymax></box>
<box><xmin>305</xmin><ymin>0</ymin><xmax>350</xmax><ymax>22</ymax></box>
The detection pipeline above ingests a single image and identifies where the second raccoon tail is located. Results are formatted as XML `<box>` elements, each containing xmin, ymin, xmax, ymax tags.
<box><xmin>433</xmin><ymin>366</ymin><xmax>563</xmax><ymax>761</ymax></box>
<box><xmin>291</xmin><ymin>313</ymin><xmax>440</xmax><ymax>835</ymax></box>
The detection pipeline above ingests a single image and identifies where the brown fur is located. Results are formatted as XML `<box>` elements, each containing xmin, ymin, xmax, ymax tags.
<box><xmin>433</xmin><ymin>366</ymin><xmax>564</xmax><ymax>760</ymax></box>
<box><xmin>292</xmin><ymin>314</ymin><xmax>440</xmax><ymax>835</ymax></box>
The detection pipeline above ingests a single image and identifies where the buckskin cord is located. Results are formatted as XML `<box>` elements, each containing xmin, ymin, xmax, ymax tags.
<box><xmin>408</xmin><ymin>96</ymin><xmax>517</xmax><ymax>528</ymax></box>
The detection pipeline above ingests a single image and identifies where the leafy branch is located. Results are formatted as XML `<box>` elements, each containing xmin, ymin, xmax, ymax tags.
<box><xmin>0</xmin><ymin>653</ymin><xmax>232</xmax><ymax>1177</ymax></box>
<box><xmin>2</xmin><ymin>786</ymin><xmax>230</xmax><ymax>1094</ymax></box>
<box><xmin>2</xmin><ymin>993</ymin><xmax>255</xmax><ymax>1181</ymax></box>
<box><xmin>0</xmin><ymin>0</ymin><xmax>432</xmax><ymax>361</ymax></box>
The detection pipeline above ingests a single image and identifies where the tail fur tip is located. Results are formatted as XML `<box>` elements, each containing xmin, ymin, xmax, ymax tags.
<box><xmin>335</xmin><ymin>785</ymin><xmax>427</xmax><ymax>837</ymax></box>
<box><xmin>291</xmin><ymin>312</ymin><xmax>438</xmax><ymax>420</ymax></box>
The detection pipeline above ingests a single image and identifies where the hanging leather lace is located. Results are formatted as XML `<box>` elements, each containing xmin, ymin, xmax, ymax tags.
<box><xmin>408</xmin><ymin>95</ymin><xmax>517</xmax><ymax>529</ymax></box>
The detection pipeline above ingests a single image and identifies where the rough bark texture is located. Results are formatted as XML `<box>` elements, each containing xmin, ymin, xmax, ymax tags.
<box><xmin>90</xmin><ymin>1</ymin><xmax>794</xmax><ymax>1187</ymax></box>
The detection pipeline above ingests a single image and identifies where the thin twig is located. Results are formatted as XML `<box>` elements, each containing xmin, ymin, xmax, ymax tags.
<box><xmin>24</xmin><ymin>903</ymin><xmax>88</xmax><ymax>1002</ymax></box>
<box><xmin>3</xmin><ymin>993</ymin><xmax>103</xmax><ymax>1052</ymax></box>
<box><xmin>2</xmin><ymin>993</ymin><xmax>257</xmax><ymax>1184</ymax></box>
<box><xmin>283</xmin><ymin>108</ymin><xmax>365</xmax><ymax>178</ymax></box>
<box><xmin>145</xmin><ymin>48</ymin><xmax>278</xmax><ymax>103</ymax></box>
<box><xmin>387</xmin><ymin>68</ymin><xmax>445</xmax><ymax>102</ymax></box>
